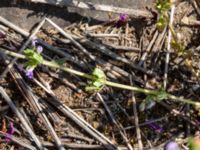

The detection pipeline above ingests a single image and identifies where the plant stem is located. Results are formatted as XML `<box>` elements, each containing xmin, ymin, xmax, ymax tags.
<box><xmin>43</xmin><ymin>61</ymin><xmax>95</xmax><ymax>80</ymax></box>
<box><xmin>1</xmin><ymin>48</ymin><xmax>200</xmax><ymax>107</ymax></box>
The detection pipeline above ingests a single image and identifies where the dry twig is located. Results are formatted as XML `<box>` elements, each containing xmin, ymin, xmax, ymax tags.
<box><xmin>97</xmin><ymin>93</ymin><xmax>133</xmax><ymax>150</ymax></box>
<box><xmin>163</xmin><ymin>1</ymin><xmax>176</xmax><ymax>89</ymax></box>
<box><xmin>0</xmin><ymin>86</ymin><xmax>43</xmax><ymax>149</ymax></box>
<box><xmin>129</xmin><ymin>76</ymin><xmax>143</xmax><ymax>150</ymax></box>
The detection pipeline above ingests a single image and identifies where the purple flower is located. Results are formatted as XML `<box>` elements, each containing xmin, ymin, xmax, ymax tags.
<box><xmin>148</xmin><ymin>122</ymin><xmax>163</xmax><ymax>133</ymax></box>
<box><xmin>164</xmin><ymin>141</ymin><xmax>179</xmax><ymax>150</ymax></box>
<box><xmin>0</xmin><ymin>31</ymin><xmax>6</xmax><ymax>39</ymax></box>
<box><xmin>31</xmin><ymin>36</ymin><xmax>38</xmax><ymax>47</ymax></box>
<box><xmin>119</xmin><ymin>14</ymin><xmax>128</xmax><ymax>22</ymax></box>
<box><xmin>25</xmin><ymin>68</ymin><xmax>34</xmax><ymax>79</ymax></box>
<box><xmin>115</xmin><ymin>14</ymin><xmax>128</xmax><ymax>27</ymax></box>
<box><xmin>5</xmin><ymin>122</ymin><xmax>14</xmax><ymax>143</ymax></box>
<box><xmin>36</xmin><ymin>46</ymin><xmax>43</xmax><ymax>54</ymax></box>
<box><xmin>195</xmin><ymin>119</ymin><xmax>200</xmax><ymax>125</ymax></box>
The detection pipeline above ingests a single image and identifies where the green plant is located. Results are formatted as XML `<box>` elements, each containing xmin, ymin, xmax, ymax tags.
<box><xmin>156</xmin><ymin>1</ymin><xmax>186</xmax><ymax>54</ymax></box>
<box><xmin>85</xmin><ymin>67</ymin><xmax>106</xmax><ymax>92</ymax></box>
<box><xmin>156</xmin><ymin>0</ymin><xmax>171</xmax><ymax>29</ymax></box>
<box><xmin>1</xmin><ymin>48</ymin><xmax>200</xmax><ymax>107</ymax></box>
<box><xmin>156</xmin><ymin>0</ymin><xmax>171</xmax><ymax>13</ymax></box>
<box><xmin>23</xmin><ymin>48</ymin><xmax>43</xmax><ymax>69</ymax></box>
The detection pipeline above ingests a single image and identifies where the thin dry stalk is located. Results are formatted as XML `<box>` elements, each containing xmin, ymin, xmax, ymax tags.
<box><xmin>0</xmin><ymin>133</ymin><xmax>37</xmax><ymax>150</ymax></box>
<box><xmin>0</xmin><ymin>105</ymin><xmax>9</xmax><ymax>112</ymax></box>
<box><xmin>64</xmin><ymin>133</ymin><xmax>94</xmax><ymax>143</ymax></box>
<box><xmin>124</xmin><ymin>117</ymin><xmax>167</xmax><ymax>131</ymax></box>
<box><xmin>36</xmin><ymin>95</ymin><xmax>63</xmax><ymax>124</ymax></box>
<box><xmin>39</xmin><ymin>40</ymin><xmax>89</xmax><ymax>70</ymax></box>
<box><xmin>31</xmin><ymin>72</ymin><xmax>119</xmax><ymax>150</ymax></box>
<box><xmin>42</xmin><ymin>141</ymin><xmax>128</xmax><ymax>149</ymax></box>
<box><xmin>103</xmin><ymin>42</ymin><xmax>141</xmax><ymax>52</ymax></box>
<box><xmin>87</xmin><ymin>33</ymin><xmax>119</xmax><ymax>38</ymax></box>
<box><xmin>75</xmin><ymin>33</ymin><xmax>154</xmax><ymax>75</ymax></box>
<box><xmin>9</xmin><ymin>68</ymin><xmax>65</xmax><ymax>150</ymax></box>
<box><xmin>159</xmin><ymin>102</ymin><xmax>199</xmax><ymax>127</ymax></box>
<box><xmin>46</xmin><ymin>97</ymin><xmax>119</xmax><ymax>150</ymax></box>
<box><xmin>181</xmin><ymin>16</ymin><xmax>200</xmax><ymax>26</ymax></box>
<box><xmin>0</xmin><ymin>16</ymin><xmax>130</xmax><ymax>80</ymax></box>
<box><xmin>37</xmin><ymin>70</ymin><xmax>82</xmax><ymax>93</ymax></box>
<box><xmin>97</xmin><ymin>93</ymin><xmax>133</xmax><ymax>150</ymax></box>
<box><xmin>0</xmin><ymin>87</ymin><xmax>43</xmax><ymax>149</ymax></box>
<box><xmin>45</xmin><ymin>18</ymin><xmax>96</xmax><ymax>61</ymax></box>
<box><xmin>163</xmin><ymin>2</ymin><xmax>176</xmax><ymax>89</ymax></box>
<box><xmin>19</xmin><ymin>107</ymin><xmax>34</xmax><ymax>131</ymax></box>
<box><xmin>0</xmin><ymin>24</ymin><xmax>8</xmax><ymax>31</ymax></box>
<box><xmin>0</xmin><ymin>16</ymin><xmax>29</xmax><ymax>37</ymax></box>
<box><xmin>138</xmin><ymin>30</ymin><xmax>159</xmax><ymax>66</ymax></box>
<box><xmin>192</xmin><ymin>0</ymin><xmax>200</xmax><ymax>17</ymax></box>
<box><xmin>46</xmin><ymin>18</ymin><xmax>154</xmax><ymax>75</ymax></box>
<box><xmin>0</xmin><ymin>16</ymin><xmax>88</xmax><ymax>70</ymax></box>
<box><xmin>129</xmin><ymin>76</ymin><xmax>143</xmax><ymax>150</ymax></box>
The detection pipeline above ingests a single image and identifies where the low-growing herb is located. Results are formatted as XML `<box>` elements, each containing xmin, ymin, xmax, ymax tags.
<box><xmin>85</xmin><ymin>67</ymin><xmax>106</xmax><ymax>92</ymax></box>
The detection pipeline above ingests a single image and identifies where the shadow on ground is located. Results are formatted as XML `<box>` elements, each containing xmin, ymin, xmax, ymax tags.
<box><xmin>0</xmin><ymin>0</ymin><xmax>154</xmax><ymax>31</ymax></box>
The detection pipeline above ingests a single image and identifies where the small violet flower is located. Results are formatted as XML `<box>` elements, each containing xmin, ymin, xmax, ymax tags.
<box><xmin>25</xmin><ymin>68</ymin><xmax>34</xmax><ymax>79</ymax></box>
<box><xmin>164</xmin><ymin>141</ymin><xmax>180</xmax><ymax>150</ymax></box>
<box><xmin>36</xmin><ymin>46</ymin><xmax>43</xmax><ymax>54</ymax></box>
<box><xmin>0</xmin><ymin>31</ymin><xmax>6</xmax><ymax>39</ymax></box>
<box><xmin>148</xmin><ymin>122</ymin><xmax>163</xmax><ymax>133</ymax></box>
<box><xmin>115</xmin><ymin>14</ymin><xmax>128</xmax><ymax>27</ymax></box>
<box><xmin>31</xmin><ymin>36</ymin><xmax>38</xmax><ymax>47</ymax></box>
<box><xmin>5</xmin><ymin>122</ymin><xmax>15</xmax><ymax>143</ymax></box>
<box><xmin>195</xmin><ymin>119</ymin><xmax>200</xmax><ymax>126</ymax></box>
<box><xmin>119</xmin><ymin>14</ymin><xmax>128</xmax><ymax>22</ymax></box>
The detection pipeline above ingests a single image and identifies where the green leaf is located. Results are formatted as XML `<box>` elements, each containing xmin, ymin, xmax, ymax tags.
<box><xmin>157</xmin><ymin>14</ymin><xmax>168</xmax><ymax>29</ymax></box>
<box><xmin>156</xmin><ymin>0</ymin><xmax>171</xmax><ymax>13</ymax></box>
<box><xmin>93</xmin><ymin>80</ymin><xmax>103</xmax><ymax>88</ymax></box>
<box><xmin>23</xmin><ymin>48</ymin><xmax>44</xmax><ymax>69</ymax></box>
<box><xmin>92</xmin><ymin>68</ymin><xmax>106</xmax><ymax>79</ymax></box>
<box><xmin>144</xmin><ymin>88</ymin><xmax>168</xmax><ymax>104</ymax></box>
<box><xmin>85</xmin><ymin>67</ymin><xmax>106</xmax><ymax>92</ymax></box>
<box><xmin>85</xmin><ymin>86</ymin><xmax>101</xmax><ymax>92</ymax></box>
<box><xmin>154</xmin><ymin>88</ymin><xmax>168</xmax><ymax>101</ymax></box>
<box><xmin>171</xmin><ymin>40</ymin><xmax>185</xmax><ymax>55</ymax></box>
<box><xmin>156</xmin><ymin>0</ymin><xmax>171</xmax><ymax>30</ymax></box>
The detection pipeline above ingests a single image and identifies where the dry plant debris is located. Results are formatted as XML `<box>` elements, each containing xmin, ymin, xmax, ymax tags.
<box><xmin>0</xmin><ymin>1</ymin><xmax>200</xmax><ymax>150</ymax></box>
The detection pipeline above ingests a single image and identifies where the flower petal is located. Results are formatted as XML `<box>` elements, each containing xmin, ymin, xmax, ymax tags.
<box><xmin>25</xmin><ymin>68</ymin><xmax>34</xmax><ymax>79</ymax></box>
<box><xmin>36</xmin><ymin>46</ymin><xmax>43</xmax><ymax>54</ymax></box>
<box><xmin>164</xmin><ymin>141</ymin><xmax>179</xmax><ymax>150</ymax></box>
<box><xmin>31</xmin><ymin>36</ymin><xmax>38</xmax><ymax>47</ymax></box>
